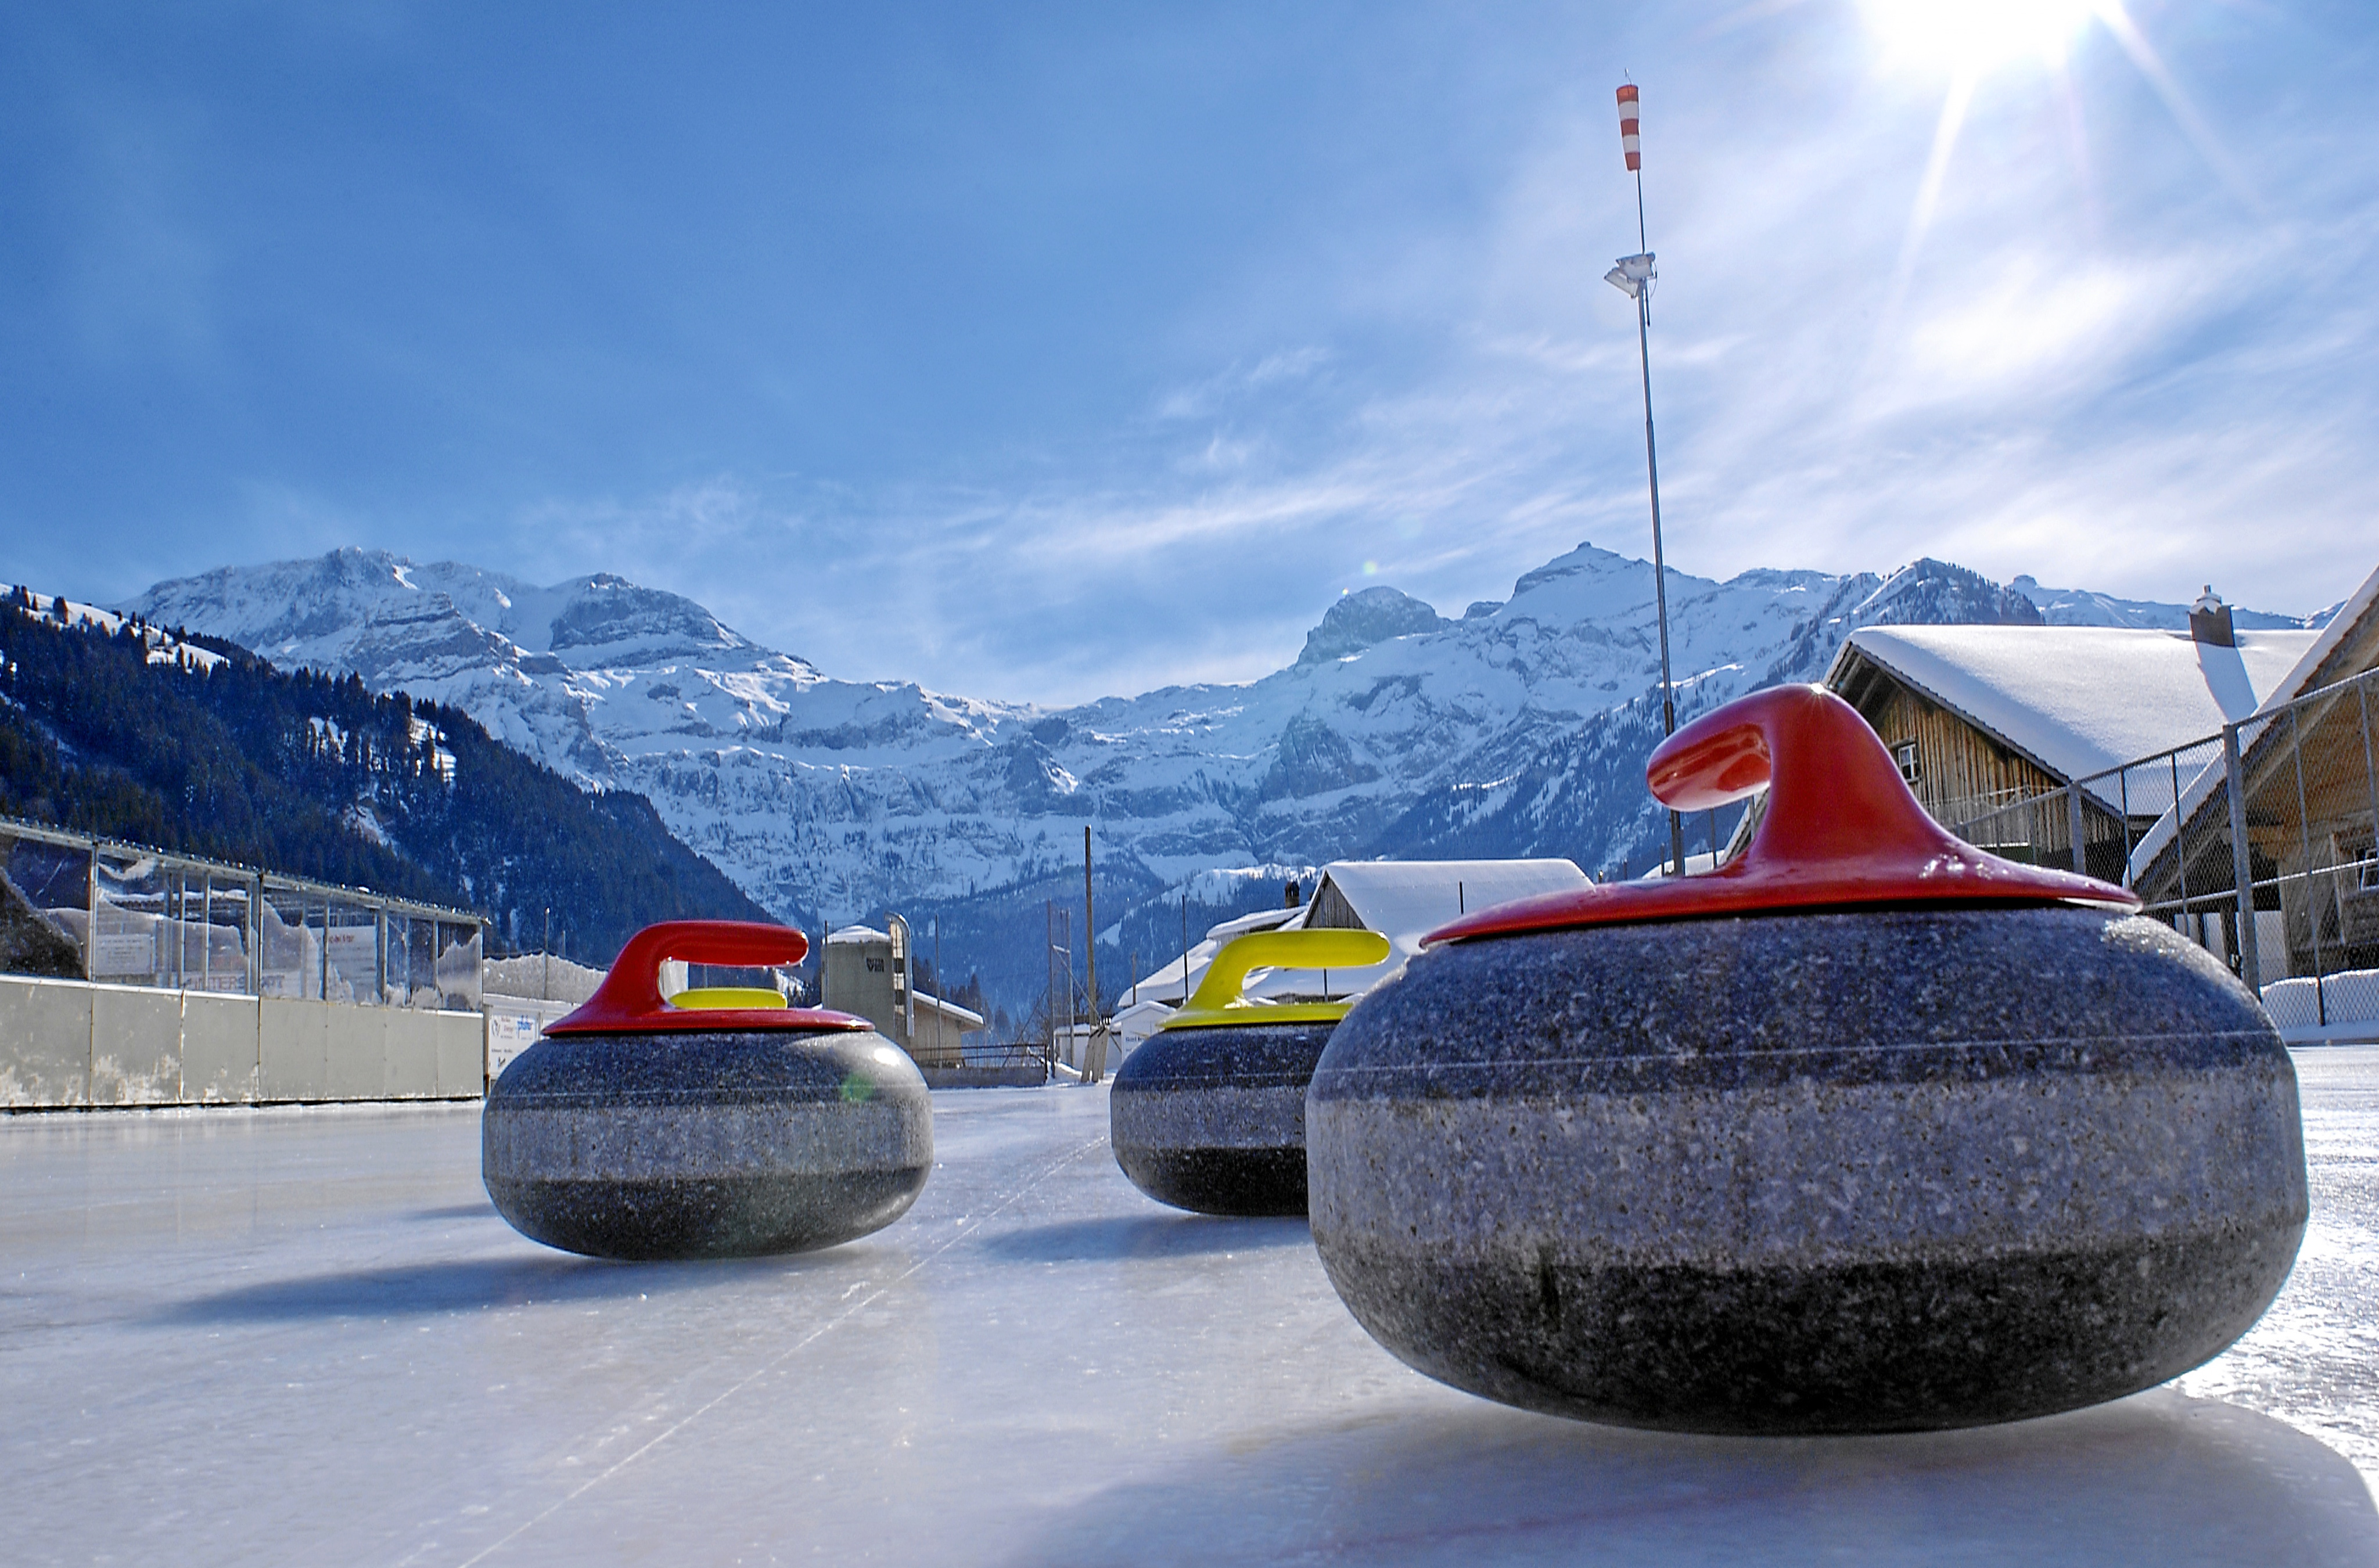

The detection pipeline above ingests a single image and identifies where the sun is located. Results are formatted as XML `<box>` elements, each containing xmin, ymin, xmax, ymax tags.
<box><xmin>1861</xmin><ymin>0</ymin><xmax>2103</xmax><ymax>75</ymax></box>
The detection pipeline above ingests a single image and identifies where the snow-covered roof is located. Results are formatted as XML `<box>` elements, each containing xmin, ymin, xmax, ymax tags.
<box><xmin>1308</xmin><ymin>858</ymin><xmax>1589</xmax><ymax>946</ymax></box>
<box><xmin>2125</xmin><ymin>564</ymin><xmax>2379</xmax><ymax>884</ymax></box>
<box><xmin>912</xmin><ymin>992</ymin><xmax>985</xmax><ymax>1029</ymax></box>
<box><xmin>1283</xmin><ymin>857</ymin><xmax>1589</xmax><ymax>998</ymax></box>
<box><xmin>828</xmin><ymin>924</ymin><xmax>890</xmax><ymax>944</ymax></box>
<box><xmin>1834</xmin><ymin>625</ymin><xmax>2319</xmax><ymax>797</ymax></box>
<box><xmin>1122</xmin><ymin>859</ymin><xmax>1589</xmax><ymax>1016</ymax></box>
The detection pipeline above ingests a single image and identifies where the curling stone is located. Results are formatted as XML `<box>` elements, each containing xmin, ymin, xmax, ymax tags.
<box><xmin>483</xmin><ymin>920</ymin><xmax>932</xmax><ymax>1260</ymax></box>
<box><xmin>1307</xmin><ymin>684</ymin><xmax>2307</xmax><ymax>1435</ymax></box>
<box><xmin>1111</xmin><ymin>927</ymin><xmax>1390</xmax><ymax>1215</ymax></box>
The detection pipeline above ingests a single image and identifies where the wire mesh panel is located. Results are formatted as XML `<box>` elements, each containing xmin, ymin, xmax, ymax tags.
<box><xmin>325</xmin><ymin>899</ymin><xmax>382</xmax><ymax>1005</ymax></box>
<box><xmin>400</xmin><ymin>915</ymin><xmax>440</xmax><ymax>1009</ymax></box>
<box><xmin>194</xmin><ymin>874</ymin><xmax>253</xmax><ymax>992</ymax></box>
<box><xmin>433</xmin><ymin>919</ymin><xmax>482</xmax><ymax>1012</ymax></box>
<box><xmin>0</xmin><ymin>825</ymin><xmax>89</xmax><ymax>980</ymax></box>
<box><xmin>90</xmin><ymin>848</ymin><xmax>168</xmax><ymax>985</ymax></box>
<box><xmin>258</xmin><ymin>887</ymin><xmax>324</xmax><ymax>1000</ymax></box>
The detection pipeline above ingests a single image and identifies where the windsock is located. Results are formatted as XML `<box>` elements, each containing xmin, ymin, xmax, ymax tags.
<box><xmin>1617</xmin><ymin>84</ymin><xmax>1641</xmax><ymax>171</ymax></box>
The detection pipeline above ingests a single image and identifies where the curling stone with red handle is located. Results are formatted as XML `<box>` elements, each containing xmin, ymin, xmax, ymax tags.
<box><xmin>1111</xmin><ymin>927</ymin><xmax>1390</xmax><ymax>1215</ymax></box>
<box><xmin>483</xmin><ymin>921</ymin><xmax>931</xmax><ymax>1260</ymax></box>
<box><xmin>1306</xmin><ymin>684</ymin><xmax>2306</xmax><ymax>1435</ymax></box>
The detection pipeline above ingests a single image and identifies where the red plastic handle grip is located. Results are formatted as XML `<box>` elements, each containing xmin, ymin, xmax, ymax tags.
<box><xmin>617</xmin><ymin>920</ymin><xmax>809</xmax><ymax>976</ymax></box>
<box><xmin>1645</xmin><ymin>683</ymin><xmax>1953</xmax><ymax>873</ymax></box>
<box><xmin>544</xmin><ymin>919</ymin><xmax>869</xmax><ymax>1036</ymax></box>
<box><xmin>1427</xmin><ymin>684</ymin><xmax>2137</xmax><ymax>943</ymax></box>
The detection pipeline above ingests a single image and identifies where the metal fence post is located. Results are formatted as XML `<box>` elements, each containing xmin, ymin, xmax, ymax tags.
<box><xmin>84</xmin><ymin>835</ymin><xmax>99</xmax><ymax>982</ymax></box>
<box><xmin>2225</xmin><ymin>720</ymin><xmax>2258</xmax><ymax>991</ymax></box>
<box><xmin>2290</xmin><ymin>707</ymin><xmax>2323</xmax><ymax>1024</ymax></box>
<box><xmin>2067</xmin><ymin>782</ymin><xmax>2087</xmax><ymax>876</ymax></box>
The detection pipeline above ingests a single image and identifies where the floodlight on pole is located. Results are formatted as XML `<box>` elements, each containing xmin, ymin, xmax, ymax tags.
<box><xmin>1612</xmin><ymin>81</ymin><xmax>1684</xmax><ymax>878</ymax></box>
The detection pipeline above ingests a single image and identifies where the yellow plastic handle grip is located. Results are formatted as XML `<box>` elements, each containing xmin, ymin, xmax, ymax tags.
<box><xmin>1183</xmin><ymin>928</ymin><xmax>1392</xmax><ymax>1015</ymax></box>
<box><xmin>667</xmin><ymin>987</ymin><xmax>790</xmax><ymax>1011</ymax></box>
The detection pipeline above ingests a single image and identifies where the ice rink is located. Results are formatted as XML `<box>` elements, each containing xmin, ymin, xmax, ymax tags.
<box><xmin>5</xmin><ymin>1049</ymin><xmax>2378</xmax><ymax>1566</ymax></box>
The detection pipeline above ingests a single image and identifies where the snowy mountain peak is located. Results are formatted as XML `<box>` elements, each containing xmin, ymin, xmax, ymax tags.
<box><xmin>1298</xmin><ymin>587</ymin><xmax>1450</xmax><ymax>666</ymax></box>
<box><xmin>116</xmin><ymin>541</ymin><xmax>2312</xmax><ymax>1007</ymax></box>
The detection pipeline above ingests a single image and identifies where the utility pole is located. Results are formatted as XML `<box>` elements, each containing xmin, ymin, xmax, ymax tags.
<box><xmin>1604</xmin><ymin>81</ymin><xmax>1685</xmax><ymax>877</ymax></box>
<box><xmin>1082</xmin><ymin>825</ymin><xmax>1102</xmax><ymax>1083</ymax></box>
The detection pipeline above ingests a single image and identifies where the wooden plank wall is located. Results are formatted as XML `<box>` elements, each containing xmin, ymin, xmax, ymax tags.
<box><xmin>1845</xmin><ymin>676</ymin><xmax>2065</xmax><ymax>839</ymax></box>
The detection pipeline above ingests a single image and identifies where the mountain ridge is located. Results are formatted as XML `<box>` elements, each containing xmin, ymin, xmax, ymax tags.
<box><xmin>120</xmin><ymin>544</ymin><xmax>2322</xmax><ymax>1012</ymax></box>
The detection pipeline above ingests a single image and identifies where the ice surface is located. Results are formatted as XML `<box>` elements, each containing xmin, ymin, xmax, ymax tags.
<box><xmin>5</xmin><ymin>1056</ymin><xmax>2379</xmax><ymax>1566</ymax></box>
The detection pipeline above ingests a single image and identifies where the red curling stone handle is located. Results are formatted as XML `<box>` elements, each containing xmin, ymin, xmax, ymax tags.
<box><xmin>544</xmin><ymin>919</ymin><xmax>870</xmax><ymax>1035</ymax></box>
<box><xmin>1427</xmin><ymin>684</ymin><xmax>2139</xmax><ymax>944</ymax></box>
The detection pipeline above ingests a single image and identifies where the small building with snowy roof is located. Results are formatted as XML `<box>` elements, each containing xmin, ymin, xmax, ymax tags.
<box><xmin>1114</xmin><ymin>857</ymin><xmax>1589</xmax><ymax>1050</ymax></box>
<box><xmin>1824</xmin><ymin>594</ymin><xmax>2319</xmax><ymax>879</ymax></box>
<box><xmin>822</xmin><ymin>922</ymin><xmax>982</xmax><ymax>1069</ymax></box>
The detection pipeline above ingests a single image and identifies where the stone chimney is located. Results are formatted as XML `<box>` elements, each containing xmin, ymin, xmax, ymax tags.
<box><xmin>2189</xmin><ymin>585</ymin><xmax>2236</xmax><ymax>649</ymax></box>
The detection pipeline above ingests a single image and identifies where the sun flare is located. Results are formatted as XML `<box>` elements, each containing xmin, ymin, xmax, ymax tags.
<box><xmin>1861</xmin><ymin>0</ymin><xmax>2103</xmax><ymax>75</ymax></box>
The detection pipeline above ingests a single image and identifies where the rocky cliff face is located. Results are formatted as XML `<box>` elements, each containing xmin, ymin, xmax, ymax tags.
<box><xmin>124</xmin><ymin>543</ymin><xmax>2283</xmax><ymax>1009</ymax></box>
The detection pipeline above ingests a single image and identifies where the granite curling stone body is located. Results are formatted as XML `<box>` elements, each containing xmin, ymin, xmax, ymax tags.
<box><xmin>1306</xmin><ymin>684</ymin><xmax>2308</xmax><ymax>1436</ymax></box>
<box><xmin>1110</xmin><ymin>927</ymin><xmax>1389</xmax><ymax>1215</ymax></box>
<box><xmin>483</xmin><ymin>920</ymin><xmax>932</xmax><ymax>1260</ymax></box>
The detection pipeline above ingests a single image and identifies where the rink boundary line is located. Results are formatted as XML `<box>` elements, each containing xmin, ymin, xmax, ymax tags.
<box><xmin>451</xmin><ymin>1130</ymin><xmax>1112</xmax><ymax>1568</ymax></box>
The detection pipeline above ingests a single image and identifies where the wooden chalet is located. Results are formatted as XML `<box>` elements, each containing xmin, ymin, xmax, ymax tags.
<box><xmin>1823</xmin><ymin>603</ymin><xmax>2320</xmax><ymax>884</ymax></box>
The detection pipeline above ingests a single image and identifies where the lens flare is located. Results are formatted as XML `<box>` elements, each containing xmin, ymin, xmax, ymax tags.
<box><xmin>1862</xmin><ymin>0</ymin><xmax>2102</xmax><ymax>74</ymax></box>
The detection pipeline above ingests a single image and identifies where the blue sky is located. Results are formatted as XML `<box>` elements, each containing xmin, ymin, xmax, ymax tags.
<box><xmin>3</xmin><ymin>1</ymin><xmax>2374</xmax><ymax>704</ymax></box>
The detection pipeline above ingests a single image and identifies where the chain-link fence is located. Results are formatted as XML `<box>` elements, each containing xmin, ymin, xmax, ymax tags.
<box><xmin>0</xmin><ymin>815</ymin><xmax>482</xmax><ymax>1011</ymax></box>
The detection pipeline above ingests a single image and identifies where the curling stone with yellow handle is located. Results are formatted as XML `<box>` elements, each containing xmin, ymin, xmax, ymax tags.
<box><xmin>1110</xmin><ymin>927</ymin><xmax>1391</xmax><ymax>1215</ymax></box>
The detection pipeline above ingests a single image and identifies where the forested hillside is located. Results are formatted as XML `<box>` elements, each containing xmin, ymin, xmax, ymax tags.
<box><xmin>0</xmin><ymin>591</ymin><xmax>768</xmax><ymax>963</ymax></box>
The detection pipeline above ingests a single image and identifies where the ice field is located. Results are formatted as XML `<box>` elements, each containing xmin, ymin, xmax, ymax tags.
<box><xmin>5</xmin><ymin>1051</ymin><xmax>2379</xmax><ymax>1566</ymax></box>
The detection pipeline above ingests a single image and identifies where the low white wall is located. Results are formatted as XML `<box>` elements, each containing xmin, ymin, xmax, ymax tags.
<box><xmin>2265</xmin><ymin>969</ymin><xmax>2379</xmax><ymax>1044</ymax></box>
<box><xmin>0</xmin><ymin>973</ymin><xmax>484</xmax><ymax>1110</ymax></box>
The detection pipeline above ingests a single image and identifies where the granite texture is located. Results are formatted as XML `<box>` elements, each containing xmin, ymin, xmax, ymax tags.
<box><xmin>1306</xmin><ymin>906</ymin><xmax>2309</xmax><ymax>1434</ymax></box>
<box><xmin>1110</xmin><ymin>1020</ymin><xmax>1336</xmax><ymax>1215</ymax></box>
<box><xmin>483</xmin><ymin>1027</ymin><xmax>932</xmax><ymax>1260</ymax></box>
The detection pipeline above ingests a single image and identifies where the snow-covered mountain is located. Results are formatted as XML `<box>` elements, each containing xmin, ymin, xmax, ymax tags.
<box><xmin>120</xmin><ymin>544</ymin><xmax>2308</xmax><ymax>1009</ymax></box>
<box><xmin>2007</xmin><ymin>575</ymin><xmax>2313</xmax><ymax>631</ymax></box>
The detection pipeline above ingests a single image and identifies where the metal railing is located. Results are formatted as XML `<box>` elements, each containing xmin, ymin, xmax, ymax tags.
<box><xmin>0</xmin><ymin>815</ymin><xmax>484</xmax><ymax>1011</ymax></box>
<box><xmin>1931</xmin><ymin>665</ymin><xmax>2379</xmax><ymax>1015</ymax></box>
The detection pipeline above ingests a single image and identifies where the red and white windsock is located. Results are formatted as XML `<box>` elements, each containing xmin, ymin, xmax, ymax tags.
<box><xmin>1617</xmin><ymin>84</ymin><xmax>1641</xmax><ymax>172</ymax></box>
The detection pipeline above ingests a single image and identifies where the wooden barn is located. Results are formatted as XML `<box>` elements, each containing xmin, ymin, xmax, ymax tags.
<box><xmin>1822</xmin><ymin>598</ymin><xmax>2319</xmax><ymax>883</ymax></box>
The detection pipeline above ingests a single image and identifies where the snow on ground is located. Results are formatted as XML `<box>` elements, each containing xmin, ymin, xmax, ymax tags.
<box><xmin>3</xmin><ymin>1052</ymin><xmax>2377</xmax><ymax>1565</ymax></box>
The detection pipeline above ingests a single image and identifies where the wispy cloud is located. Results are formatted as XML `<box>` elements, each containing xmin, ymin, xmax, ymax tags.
<box><xmin>19</xmin><ymin>3</ymin><xmax>2377</xmax><ymax>708</ymax></box>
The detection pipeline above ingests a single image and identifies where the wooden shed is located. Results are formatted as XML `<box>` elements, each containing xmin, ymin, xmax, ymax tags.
<box><xmin>1823</xmin><ymin>612</ymin><xmax>2319</xmax><ymax>883</ymax></box>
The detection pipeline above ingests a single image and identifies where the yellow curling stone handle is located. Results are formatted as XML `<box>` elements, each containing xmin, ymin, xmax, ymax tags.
<box><xmin>1163</xmin><ymin>927</ymin><xmax>1392</xmax><ymax>1030</ymax></box>
<box><xmin>667</xmin><ymin>987</ymin><xmax>790</xmax><ymax>1010</ymax></box>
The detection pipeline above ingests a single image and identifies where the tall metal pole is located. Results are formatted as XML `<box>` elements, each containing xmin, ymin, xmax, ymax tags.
<box><xmin>1613</xmin><ymin>85</ymin><xmax>1683</xmax><ymax>877</ymax></box>
<box><xmin>1631</xmin><ymin>182</ymin><xmax>1684</xmax><ymax>877</ymax></box>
